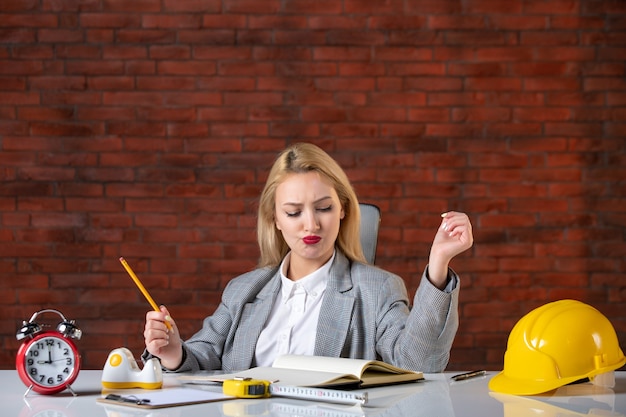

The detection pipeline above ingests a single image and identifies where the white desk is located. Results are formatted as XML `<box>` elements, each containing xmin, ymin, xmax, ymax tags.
<box><xmin>3</xmin><ymin>370</ymin><xmax>625</xmax><ymax>417</ymax></box>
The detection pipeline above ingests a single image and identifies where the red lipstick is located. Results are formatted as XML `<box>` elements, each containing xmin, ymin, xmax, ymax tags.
<box><xmin>303</xmin><ymin>236</ymin><xmax>321</xmax><ymax>245</ymax></box>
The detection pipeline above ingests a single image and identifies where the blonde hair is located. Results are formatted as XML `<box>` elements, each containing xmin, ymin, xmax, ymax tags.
<box><xmin>257</xmin><ymin>143</ymin><xmax>366</xmax><ymax>268</ymax></box>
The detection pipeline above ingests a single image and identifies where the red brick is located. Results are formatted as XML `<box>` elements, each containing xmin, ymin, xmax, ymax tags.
<box><xmin>551</xmin><ymin>16</ymin><xmax>605</xmax><ymax>30</ymax></box>
<box><xmin>278</xmin><ymin>63</ymin><xmax>337</xmax><ymax>78</ymax></box>
<box><xmin>408</xmin><ymin>108</ymin><xmax>449</xmax><ymax>122</ymax></box>
<box><xmin>448</xmin><ymin>62</ymin><xmax>504</xmax><ymax>77</ymax></box>
<box><xmin>467</xmin><ymin>77</ymin><xmax>523</xmax><ymax>91</ymax></box>
<box><xmin>429</xmin><ymin>15</ymin><xmax>487</xmax><ymax>30</ymax></box>
<box><xmin>426</xmin><ymin>123</ymin><xmax>483</xmax><ymax>138</ymax></box>
<box><xmin>80</xmin><ymin>13</ymin><xmax>140</xmax><ymax>28</ymax></box>
<box><xmin>448</xmin><ymin>31</ymin><xmax>514</xmax><ymax>46</ymax></box>
<box><xmin>512</xmin><ymin>62</ymin><xmax>570</xmax><ymax>76</ymax></box>
<box><xmin>142</xmin><ymin>14</ymin><xmax>202</xmax><ymax>29</ymax></box>
<box><xmin>521</xmin><ymin>31</ymin><xmax>579</xmax><ymax>46</ymax></box>
<box><xmin>476</xmin><ymin>47</ymin><xmax>535</xmax><ymax>61</ymax></box>
<box><xmin>117</xmin><ymin>29</ymin><xmax>176</xmax><ymax>44</ymax></box>
<box><xmin>30</xmin><ymin>122</ymin><xmax>104</xmax><ymax>136</ymax></box>
<box><xmin>38</xmin><ymin>28</ymin><xmax>84</xmax><ymax>43</ymax></box>
<box><xmin>406</xmin><ymin>77</ymin><xmax>462</xmax><ymax>91</ymax></box>
<box><xmin>390</xmin><ymin>62</ymin><xmax>446</xmax><ymax>76</ymax></box>
<box><xmin>0</xmin><ymin>0</ymin><xmax>38</xmax><ymax>11</ymax></box>
<box><xmin>0</xmin><ymin>28</ymin><xmax>36</xmax><ymax>43</ymax></box>
<box><xmin>343</xmin><ymin>0</ymin><xmax>403</xmax><ymax>13</ymax></box>
<box><xmin>525</xmin><ymin>77</ymin><xmax>581</xmax><ymax>91</ymax></box>
<box><xmin>452</xmin><ymin>108</ymin><xmax>510</xmax><ymax>122</ymax></box>
<box><xmin>514</xmin><ymin>108</ymin><xmax>572</xmax><ymax>122</ymax></box>
<box><xmin>163</xmin><ymin>0</ymin><xmax>220</xmax><ymax>12</ymax></box>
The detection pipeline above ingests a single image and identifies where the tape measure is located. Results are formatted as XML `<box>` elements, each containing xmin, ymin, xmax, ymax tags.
<box><xmin>223</xmin><ymin>378</ymin><xmax>368</xmax><ymax>405</ymax></box>
<box><xmin>223</xmin><ymin>377</ymin><xmax>271</xmax><ymax>398</ymax></box>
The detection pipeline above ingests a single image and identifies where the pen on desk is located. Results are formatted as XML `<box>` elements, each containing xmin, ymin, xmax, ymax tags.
<box><xmin>451</xmin><ymin>370</ymin><xmax>487</xmax><ymax>381</ymax></box>
<box><xmin>119</xmin><ymin>257</ymin><xmax>172</xmax><ymax>330</ymax></box>
<box><xmin>105</xmin><ymin>394</ymin><xmax>151</xmax><ymax>405</ymax></box>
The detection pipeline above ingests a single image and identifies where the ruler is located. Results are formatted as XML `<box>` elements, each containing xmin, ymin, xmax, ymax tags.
<box><xmin>269</xmin><ymin>384</ymin><xmax>368</xmax><ymax>405</ymax></box>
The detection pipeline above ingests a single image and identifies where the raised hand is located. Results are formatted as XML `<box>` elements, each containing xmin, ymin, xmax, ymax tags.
<box><xmin>144</xmin><ymin>305</ymin><xmax>183</xmax><ymax>370</ymax></box>
<box><xmin>428</xmin><ymin>211</ymin><xmax>473</xmax><ymax>289</ymax></box>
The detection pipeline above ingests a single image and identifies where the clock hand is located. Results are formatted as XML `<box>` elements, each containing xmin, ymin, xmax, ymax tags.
<box><xmin>37</xmin><ymin>348</ymin><xmax>54</xmax><ymax>364</ymax></box>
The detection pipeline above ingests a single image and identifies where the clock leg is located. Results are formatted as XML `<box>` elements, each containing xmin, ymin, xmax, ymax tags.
<box><xmin>66</xmin><ymin>385</ymin><xmax>77</xmax><ymax>397</ymax></box>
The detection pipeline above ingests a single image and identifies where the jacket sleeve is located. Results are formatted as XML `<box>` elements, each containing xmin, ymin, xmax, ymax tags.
<box><xmin>142</xmin><ymin>281</ymin><xmax>237</xmax><ymax>373</ymax></box>
<box><xmin>375</xmin><ymin>267</ymin><xmax>460</xmax><ymax>373</ymax></box>
<box><xmin>143</xmin><ymin>268</ymin><xmax>276</xmax><ymax>373</ymax></box>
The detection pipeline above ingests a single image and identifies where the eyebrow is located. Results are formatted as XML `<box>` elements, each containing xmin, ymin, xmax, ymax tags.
<box><xmin>281</xmin><ymin>196</ymin><xmax>333</xmax><ymax>207</ymax></box>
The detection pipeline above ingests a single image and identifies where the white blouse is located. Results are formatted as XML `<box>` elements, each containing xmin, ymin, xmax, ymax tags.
<box><xmin>253</xmin><ymin>252</ymin><xmax>334</xmax><ymax>367</ymax></box>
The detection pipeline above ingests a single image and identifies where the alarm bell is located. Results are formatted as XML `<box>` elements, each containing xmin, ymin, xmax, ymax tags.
<box><xmin>16</xmin><ymin>309</ymin><xmax>82</xmax><ymax>341</ymax></box>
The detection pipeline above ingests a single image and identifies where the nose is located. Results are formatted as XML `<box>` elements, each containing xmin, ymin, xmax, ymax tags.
<box><xmin>303</xmin><ymin>209</ymin><xmax>319</xmax><ymax>232</ymax></box>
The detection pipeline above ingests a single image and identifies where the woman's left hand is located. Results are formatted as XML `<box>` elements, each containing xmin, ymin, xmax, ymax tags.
<box><xmin>427</xmin><ymin>211</ymin><xmax>473</xmax><ymax>289</ymax></box>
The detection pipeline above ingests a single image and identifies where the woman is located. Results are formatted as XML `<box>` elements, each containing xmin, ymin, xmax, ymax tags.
<box><xmin>143</xmin><ymin>143</ymin><xmax>473</xmax><ymax>373</ymax></box>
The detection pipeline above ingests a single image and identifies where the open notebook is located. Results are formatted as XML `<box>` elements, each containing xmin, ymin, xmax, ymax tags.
<box><xmin>179</xmin><ymin>354</ymin><xmax>424</xmax><ymax>388</ymax></box>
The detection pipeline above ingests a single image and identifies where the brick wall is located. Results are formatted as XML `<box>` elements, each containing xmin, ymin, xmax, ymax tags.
<box><xmin>1</xmin><ymin>0</ymin><xmax>624</xmax><ymax>372</ymax></box>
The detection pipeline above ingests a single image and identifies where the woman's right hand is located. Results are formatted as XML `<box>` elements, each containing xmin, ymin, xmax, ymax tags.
<box><xmin>144</xmin><ymin>306</ymin><xmax>183</xmax><ymax>370</ymax></box>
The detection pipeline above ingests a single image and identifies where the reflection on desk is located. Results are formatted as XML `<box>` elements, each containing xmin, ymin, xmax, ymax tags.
<box><xmin>2</xmin><ymin>370</ymin><xmax>624</xmax><ymax>417</ymax></box>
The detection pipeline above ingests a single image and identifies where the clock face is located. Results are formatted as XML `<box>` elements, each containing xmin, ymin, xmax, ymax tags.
<box><xmin>16</xmin><ymin>332</ymin><xmax>80</xmax><ymax>394</ymax></box>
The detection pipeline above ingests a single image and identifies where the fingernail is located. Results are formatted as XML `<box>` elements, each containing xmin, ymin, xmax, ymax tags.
<box><xmin>441</xmin><ymin>212</ymin><xmax>448</xmax><ymax>218</ymax></box>
<box><xmin>165</xmin><ymin>315</ymin><xmax>171</xmax><ymax>321</ymax></box>
<box><xmin>441</xmin><ymin>221</ymin><xmax>448</xmax><ymax>231</ymax></box>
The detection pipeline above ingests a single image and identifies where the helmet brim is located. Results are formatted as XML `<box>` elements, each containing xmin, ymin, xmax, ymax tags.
<box><xmin>489</xmin><ymin>357</ymin><xmax>626</xmax><ymax>396</ymax></box>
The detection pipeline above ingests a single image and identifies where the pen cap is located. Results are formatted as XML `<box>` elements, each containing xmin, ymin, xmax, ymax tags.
<box><xmin>489</xmin><ymin>299</ymin><xmax>625</xmax><ymax>396</ymax></box>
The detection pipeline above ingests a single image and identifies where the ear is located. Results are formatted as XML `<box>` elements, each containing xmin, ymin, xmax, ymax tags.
<box><xmin>275</xmin><ymin>217</ymin><xmax>282</xmax><ymax>230</ymax></box>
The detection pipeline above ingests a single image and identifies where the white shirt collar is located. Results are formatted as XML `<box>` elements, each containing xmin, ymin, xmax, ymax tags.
<box><xmin>279</xmin><ymin>251</ymin><xmax>334</xmax><ymax>300</ymax></box>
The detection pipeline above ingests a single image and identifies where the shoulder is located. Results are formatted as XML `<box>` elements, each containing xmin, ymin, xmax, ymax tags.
<box><xmin>222</xmin><ymin>266</ymin><xmax>279</xmax><ymax>302</ymax></box>
<box><xmin>350</xmin><ymin>261</ymin><xmax>406</xmax><ymax>290</ymax></box>
<box><xmin>332</xmin><ymin>251</ymin><xmax>405</xmax><ymax>293</ymax></box>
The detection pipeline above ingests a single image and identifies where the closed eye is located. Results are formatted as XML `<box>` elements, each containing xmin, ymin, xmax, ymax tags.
<box><xmin>285</xmin><ymin>205</ymin><xmax>333</xmax><ymax>217</ymax></box>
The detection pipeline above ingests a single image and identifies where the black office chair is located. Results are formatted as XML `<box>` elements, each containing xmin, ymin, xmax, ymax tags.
<box><xmin>358</xmin><ymin>203</ymin><xmax>381</xmax><ymax>264</ymax></box>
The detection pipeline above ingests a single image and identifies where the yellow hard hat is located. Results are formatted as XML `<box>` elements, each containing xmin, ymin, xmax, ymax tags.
<box><xmin>489</xmin><ymin>299</ymin><xmax>625</xmax><ymax>395</ymax></box>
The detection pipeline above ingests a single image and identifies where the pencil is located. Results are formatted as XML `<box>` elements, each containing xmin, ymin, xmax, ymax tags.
<box><xmin>119</xmin><ymin>257</ymin><xmax>172</xmax><ymax>330</ymax></box>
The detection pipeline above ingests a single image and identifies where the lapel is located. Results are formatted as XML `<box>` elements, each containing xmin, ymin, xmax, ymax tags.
<box><xmin>235</xmin><ymin>269</ymin><xmax>281</xmax><ymax>368</ymax></box>
<box><xmin>314</xmin><ymin>251</ymin><xmax>355</xmax><ymax>357</ymax></box>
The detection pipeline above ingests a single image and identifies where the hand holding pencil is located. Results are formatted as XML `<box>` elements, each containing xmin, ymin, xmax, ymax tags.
<box><xmin>119</xmin><ymin>257</ymin><xmax>172</xmax><ymax>330</ymax></box>
<box><xmin>120</xmin><ymin>257</ymin><xmax>184</xmax><ymax>369</ymax></box>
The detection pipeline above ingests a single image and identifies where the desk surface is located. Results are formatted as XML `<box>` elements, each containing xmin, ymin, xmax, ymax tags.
<box><xmin>3</xmin><ymin>370</ymin><xmax>625</xmax><ymax>417</ymax></box>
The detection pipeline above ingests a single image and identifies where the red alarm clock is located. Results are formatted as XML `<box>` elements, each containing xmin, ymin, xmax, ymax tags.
<box><xmin>15</xmin><ymin>309</ymin><xmax>82</xmax><ymax>395</ymax></box>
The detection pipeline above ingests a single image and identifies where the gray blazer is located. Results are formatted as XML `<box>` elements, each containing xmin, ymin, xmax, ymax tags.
<box><xmin>169</xmin><ymin>251</ymin><xmax>459</xmax><ymax>373</ymax></box>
